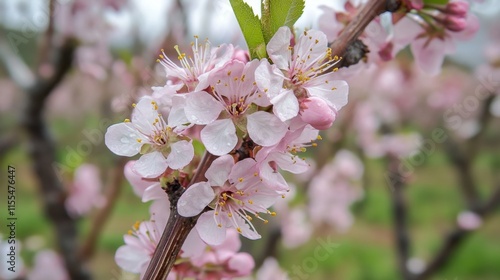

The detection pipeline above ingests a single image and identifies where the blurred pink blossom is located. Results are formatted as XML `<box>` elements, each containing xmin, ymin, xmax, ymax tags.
<box><xmin>65</xmin><ymin>164</ymin><xmax>106</xmax><ymax>217</ymax></box>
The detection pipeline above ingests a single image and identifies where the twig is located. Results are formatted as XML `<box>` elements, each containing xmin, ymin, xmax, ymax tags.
<box><xmin>330</xmin><ymin>0</ymin><xmax>401</xmax><ymax>58</ymax></box>
<box><xmin>415</xmin><ymin>185</ymin><xmax>500</xmax><ymax>280</ymax></box>
<box><xmin>387</xmin><ymin>156</ymin><xmax>412</xmax><ymax>280</ymax></box>
<box><xmin>143</xmin><ymin>152</ymin><xmax>218</xmax><ymax>280</ymax></box>
<box><xmin>80</xmin><ymin>157</ymin><xmax>127</xmax><ymax>260</ymax></box>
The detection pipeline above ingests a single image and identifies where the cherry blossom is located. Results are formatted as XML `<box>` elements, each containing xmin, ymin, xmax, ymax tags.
<box><xmin>28</xmin><ymin>250</ymin><xmax>69</xmax><ymax>280</ymax></box>
<box><xmin>177</xmin><ymin>155</ymin><xmax>281</xmax><ymax>245</ymax></box>
<box><xmin>255</xmin><ymin>27</ymin><xmax>349</xmax><ymax>125</ymax></box>
<box><xmin>65</xmin><ymin>164</ymin><xmax>106</xmax><ymax>217</ymax></box>
<box><xmin>105</xmin><ymin>96</ymin><xmax>194</xmax><ymax>178</ymax></box>
<box><xmin>157</xmin><ymin>36</ymin><xmax>234</xmax><ymax>92</ymax></box>
<box><xmin>184</xmin><ymin>60</ymin><xmax>287</xmax><ymax>155</ymax></box>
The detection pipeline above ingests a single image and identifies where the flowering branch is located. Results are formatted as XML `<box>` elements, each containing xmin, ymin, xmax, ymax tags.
<box><xmin>143</xmin><ymin>152</ymin><xmax>218</xmax><ymax>280</ymax></box>
<box><xmin>330</xmin><ymin>0</ymin><xmax>401</xmax><ymax>66</ymax></box>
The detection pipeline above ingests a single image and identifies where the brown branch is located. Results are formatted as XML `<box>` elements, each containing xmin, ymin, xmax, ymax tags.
<box><xmin>415</xmin><ymin>185</ymin><xmax>500</xmax><ymax>280</ymax></box>
<box><xmin>22</xmin><ymin>36</ymin><xmax>90</xmax><ymax>279</ymax></box>
<box><xmin>143</xmin><ymin>152</ymin><xmax>218</xmax><ymax>280</ymax></box>
<box><xmin>330</xmin><ymin>0</ymin><xmax>401</xmax><ymax>59</ymax></box>
<box><xmin>80</xmin><ymin>157</ymin><xmax>127</xmax><ymax>260</ymax></box>
<box><xmin>387</xmin><ymin>156</ymin><xmax>412</xmax><ymax>280</ymax></box>
<box><xmin>37</xmin><ymin>0</ymin><xmax>56</xmax><ymax>68</ymax></box>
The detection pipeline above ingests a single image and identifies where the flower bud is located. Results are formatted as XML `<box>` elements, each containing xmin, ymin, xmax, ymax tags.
<box><xmin>300</xmin><ymin>97</ymin><xmax>337</xmax><ymax>130</ymax></box>
<box><xmin>444</xmin><ymin>15</ymin><xmax>467</xmax><ymax>32</ymax></box>
<box><xmin>445</xmin><ymin>0</ymin><xmax>469</xmax><ymax>17</ymax></box>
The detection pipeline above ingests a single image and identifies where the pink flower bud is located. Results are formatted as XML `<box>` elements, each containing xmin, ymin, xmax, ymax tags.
<box><xmin>445</xmin><ymin>15</ymin><xmax>468</xmax><ymax>32</ymax></box>
<box><xmin>300</xmin><ymin>97</ymin><xmax>337</xmax><ymax>130</ymax></box>
<box><xmin>445</xmin><ymin>0</ymin><xmax>469</xmax><ymax>17</ymax></box>
<box><xmin>457</xmin><ymin>211</ymin><xmax>482</xmax><ymax>230</ymax></box>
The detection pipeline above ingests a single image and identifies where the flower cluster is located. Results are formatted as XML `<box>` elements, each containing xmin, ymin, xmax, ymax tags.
<box><xmin>105</xmin><ymin>26</ymin><xmax>349</xmax><ymax>248</ymax></box>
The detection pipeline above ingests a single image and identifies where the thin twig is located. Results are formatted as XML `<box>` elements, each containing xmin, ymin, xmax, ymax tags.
<box><xmin>415</xmin><ymin>185</ymin><xmax>500</xmax><ymax>280</ymax></box>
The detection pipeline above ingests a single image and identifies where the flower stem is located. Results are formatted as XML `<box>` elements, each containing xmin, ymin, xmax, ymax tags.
<box><xmin>143</xmin><ymin>152</ymin><xmax>218</xmax><ymax>280</ymax></box>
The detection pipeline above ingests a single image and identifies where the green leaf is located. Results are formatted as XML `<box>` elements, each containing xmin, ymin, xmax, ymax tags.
<box><xmin>423</xmin><ymin>0</ymin><xmax>448</xmax><ymax>5</ymax></box>
<box><xmin>229</xmin><ymin>0</ymin><xmax>267</xmax><ymax>59</ymax></box>
<box><xmin>261</xmin><ymin>0</ymin><xmax>305</xmax><ymax>42</ymax></box>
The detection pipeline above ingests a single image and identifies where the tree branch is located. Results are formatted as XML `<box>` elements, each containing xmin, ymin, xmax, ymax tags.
<box><xmin>143</xmin><ymin>152</ymin><xmax>218</xmax><ymax>280</ymax></box>
<box><xmin>22</xmin><ymin>37</ymin><xmax>90</xmax><ymax>279</ymax></box>
<box><xmin>330</xmin><ymin>0</ymin><xmax>401</xmax><ymax>61</ymax></box>
<box><xmin>415</xmin><ymin>185</ymin><xmax>500</xmax><ymax>280</ymax></box>
<box><xmin>387</xmin><ymin>156</ymin><xmax>412</xmax><ymax>280</ymax></box>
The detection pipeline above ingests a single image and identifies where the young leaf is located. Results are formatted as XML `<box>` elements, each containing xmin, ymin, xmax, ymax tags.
<box><xmin>229</xmin><ymin>0</ymin><xmax>267</xmax><ymax>59</ymax></box>
<box><xmin>262</xmin><ymin>0</ymin><xmax>305</xmax><ymax>42</ymax></box>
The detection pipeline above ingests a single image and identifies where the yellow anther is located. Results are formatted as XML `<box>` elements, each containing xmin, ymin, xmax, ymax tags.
<box><xmin>124</xmin><ymin>118</ymin><xmax>130</xmax><ymax>123</ymax></box>
<box><xmin>331</xmin><ymin>87</ymin><xmax>337</xmax><ymax>91</ymax></box>
<box><xmin>237</xmin><ymin>227</ymin><xmax>242</xmax><ymax>233</ymax></box>
<box><xmin>127</xmin><ymin>230</ymin><xmax>133</xmax><ymax>235</ymax></box>
<box><xmin>133</xmin><ymin>221</ymin><xmax>140</xmax><ymax>230</ymax></box>
<box><xmin>132</xmin><ymin>103</ymin><xmax>136</xmax><ymax>108</ymax></box>
<box><xmin>248</xmin><ymin>200</ymin><xmax>253</xmax><ymax>204</ymax></box>
<box><xmin>246</xmin><ymin>215</ymin><xmax>253</xmax><ymax>221</ymax></box>
<box><xmin>317</xmin><ymin>135</ymin><xmax>322</xmax><ymax>140</ymax></box>
<box><xmin>312</xmin><ymin>143</ymin><xmax>318</xmax><ymax>147</ymax></box>
<box><xmin>215</xmin><ymin>211</ymin><xmax>219</xmax><ymax>215</ymax></box>
<box><xmin>254</xmin><ymin>172</ymin><xmax>258</xmax><ymax>177</ymax></box>
<box><xmin>136</xmin><ymin>139</ymin><xmax>142</xmax><ymax>143</ymax></box>
<box><xmin>271</xmin><ymin>212</ymin><xmax>276</xmax><ymax>216</ymax></box>
<box><xmin>228</xmin><ymin>213</ymin><xmax>233</xmax><ymax>217</ymax></box>
<box><xmin>263</xmin><ymin>220</ymin><xmax>269</xmax><ymax>224</ymax></box>
<box><xmin>282</xmin><ymin>194</ymin><xmax>286</xmax><ymax>198</ymax></box>
<box><xmin>218</xmin><ymin>224</ymin><xmax>222</xmax><ymax>228</ymax></box>
<box><xmin>238</xmin><ymin>177</ymin><xmax>244</xmax><ymax>182</ymax></box>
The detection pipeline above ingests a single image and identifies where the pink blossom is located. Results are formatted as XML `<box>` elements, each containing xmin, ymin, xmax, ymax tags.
<box><xmin>256</xmin><ymin>257</ymin><xmax>289</xmax><ymax>280</ymax></box>
<box><xmin>158</xmin><ymin>37</ymin><xmax>234</xmax><ymax>92</ymax></box>
<box><xmin>181</xmin><ymin>229</ymin><xmax>255</xmax><ymax>279</ymax></box>
<box><xmin>177</xmin><ymin>155</ymin><xmax>281</xmax><ymax>245</ymax></box>
<box><xmin>457</xmin><ymin>211</ymin><xmax>483</xmax><ymax>230</ymax></box>
<box><xmin>308</xmin><ymin>150</ymin><xmax>364</xmax><ymax>231</ymax></box>
<box><xmin>65</xmin><ymin>164</ymin><xmax>106</xmax><ymax>217</ymax></box>
<box><xmin>255</xmin><ymin>125</ymin><xmax>320</xmax><ymax>191</ymax></box>
<box><xmin>184</xmin><ymin>60</ymin><xmax>287</xmax><ymax>155</ymax></box>
<box><xmin>105</xmin><ymin>96</ymin><xmax>194</xmax><ymax>178</ymax></box>
<box><xmin>299</xmin><ymin>97</ymin><xmax>337</xmax><ymax>130</ymax></box>
<box><xmin>28</xmin><ymin>250</ymin><xmax>69</xmax><ymax>280</ymax></box>
<box><xmin>123</xmin><ymin>160</ymin><xmax>165</xmax><ymax>202</ymax></box>
<box><xmin>255</xmin><ymin>27</ymin><xmax>348</xmax><ymax>122</ymax></box>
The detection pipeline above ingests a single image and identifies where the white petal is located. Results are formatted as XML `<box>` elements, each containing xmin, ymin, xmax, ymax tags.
<box><xmin>115</xmin><ymin>245</ymin><xmax>149</xmax><ymax>273</ymax></box>
<box><xmin>131</xmin><ymin>96</ymin><xmax>160</xmax><ymax>134</ymax></box>
<box><xmin>206</xmin><ymin>155</ymin><xmax>234</xmax><ymax>186</ymax></box>
<box><xmin>306</xmin><ymin>76</ymin><xmax>349</xmax><ymax>110</ymax></box>
<box><xmin>105</xmin><ymin>123</ymin><xmax>144</xmax><ymax>157</ymax></box>
<box><xmin>267</xmin><ymin>27</ymin><xmax>292</xmax><ymax>70</ymax></box>
<box><xmin>247</xmin><ymin>111</ymin><xmax>288</xmax><ymax>147</ymax></box>
<box><xmin>255</xmin><ymin>60</ymin><xmax>285</xmax><ymax>100</ymax></box>
<box><xmin>272</xmin><ymin>152</ymin><xmax>309</xmax><ymax>174</ymax></box>
<box><xmin>166</xmin><ymin>140</ymin><xmax>194</xmax><ymax>169</ymax></box>
<box><xmin>141</xmin><ymin>183</ymin><xmax>165</xmax><ymax>202</ymax></box>
<box><xmin>181</xmin><ymin>230</ymin><xmax>206</xmax><ymax>258</ymax></box>
<box><xmin>178</xmin><ymin>182</ymin><xmax>214</xmax><ymax>217</ymax></box>
<box><xmin>196</xmin><ymin>211</ymin><xmax>227</xmax><ymax>246</ymax></box>
<box><xmin>134</xmin><ymin>151</ymin><xmax>168</xmax><ymax>178</ymax></box>
<box><xmin>167</xmin><ymin>95</ymin><xmax>190</xmax><ymax>130</ymax></box>
<box><xmin>200</xmin><ymin>119</ymin><xmax>238</xmax><ymax>156</ymax></box>
<box><xmin>271</xmin><ymin>89</ymin><xmax>299</xmax><ymax>121</ymax></box>
<box><xmin>185</xmin><ymin>91</ymin><xmax>223</xmax><ymax>124</ymax></box>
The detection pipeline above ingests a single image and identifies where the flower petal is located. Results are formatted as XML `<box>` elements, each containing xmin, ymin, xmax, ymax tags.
<box><xmin>196</xmin><ymin>211</ymin><xmax>227</xmax><ymax>246</ymax></box>
<box><xmin>115</xmin><ymin>245</ymin><xmax>150</xmax><ymax>274</ymax></box>
<box><xmin>166</xmin><ymin>140</ymin><xmax>194</xmax><ymax>169</ymax></box>
<box><xmin>105</xmin><ymin>123</ymin><xmax>144</xmax><ymax>157</ymax></box>
<box><xmin>178</xmin><ymin>182</ymin><xmax>214</xmax><ymax>217</ymax></box>
<box><xmin>306</xmin><ymin>75</ymin><xmax>349</xmax><ymax>110</ymax></box>
<box><xmin>247</xmin><ymin>111</ymin><xmax>288</xmax><ymax>147</ymax></box>
<box><xmin>141</xmin><ymin>183</ymin><xmax>164</xmax><ymax>202</ymax></box>
<box><xmin>271</xmin><ymin>89</ymin><xmax>299</xmax><ymax>121</ymax></box>
<box><xmin>134</xmin><ymin>151</ymin><xmax>168</xmax><ymax>178</ymax></box>
<box><xmin>185</xmin><ymin>91</ymin><xmax>223</xmax><ymax>125</ymax></box>
<box><xmin>131</xmin><ymin>96</ymin><xmax>160</xmax><ymax>135</ymax></box>
<box><xmin>206</xmin><ymin>155</ymin><xmax>234</xmax><ymax>186</ymax></box>
<box><xmin>267</xmin><ymin>27</ymin><xmax>292</xmax><ymax>70</ymax></box>
<box><xmin>201</xmin><ymin>119</ymin><xmax>238</xmax><ymax>156</ymax></box>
